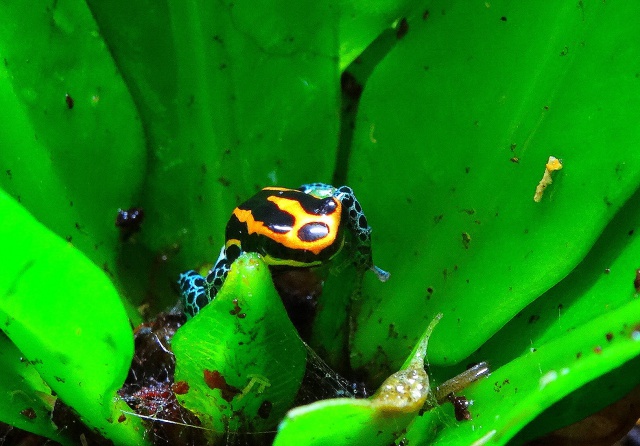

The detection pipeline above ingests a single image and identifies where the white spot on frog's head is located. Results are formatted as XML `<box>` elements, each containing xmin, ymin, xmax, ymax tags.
<box><xmin>632</xmin><ymin>329</ymin><xmax>640</xmax><ymax>341</ymax></box>
<box><xmin>539</xmin><ymin>370</ymin><xmax>558</xmax><ymax>389</ymax></box>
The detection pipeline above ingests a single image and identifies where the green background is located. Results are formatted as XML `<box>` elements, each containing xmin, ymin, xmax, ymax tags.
<box><xmin>1</xmin><ymin>0</ymin><xmax>639</xmax><ymax>444</ymax></box>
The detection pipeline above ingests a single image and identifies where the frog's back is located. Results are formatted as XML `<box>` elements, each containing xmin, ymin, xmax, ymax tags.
<box><xmin>226</xmin><ymin>187</ymin><xmax>344</xmax><ymax>266</ymax></box>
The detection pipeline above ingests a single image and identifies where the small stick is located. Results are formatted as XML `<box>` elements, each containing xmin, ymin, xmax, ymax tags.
<box><xmin>534</xmin><ymin>156</ymin><xmax>563</xmax><ymax>202</ymax></box>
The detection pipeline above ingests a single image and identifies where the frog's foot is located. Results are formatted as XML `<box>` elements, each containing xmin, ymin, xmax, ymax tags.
<box><xmin>178</xmin><ymin>270</ymin><xmax>209</xmax><ymax>318</ymax></box>
<box><xmin>353</xmin><ymin>246</ymin><xmax>390</xmax><ymax>282</ymax></box>
<box><xmin>371</xmin><ymin>265</ymin><xmax>390</xmax><ymax>282</ymax></box>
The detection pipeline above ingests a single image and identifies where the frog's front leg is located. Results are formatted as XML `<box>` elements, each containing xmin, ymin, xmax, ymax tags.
<box><xmin>179</xmin><ymin>246</ymin><xmax>234</xmax><ymax>317</ymax></box>
<box><xmin>335</xmin><ymin>185</ymin><xmax>390</xmax><ymax>282</ymax></box>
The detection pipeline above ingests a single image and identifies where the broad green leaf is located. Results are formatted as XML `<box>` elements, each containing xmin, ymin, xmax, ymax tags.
<box><xmin>0</xmin><ymin>0</ymin><xmax>145</xmax><ymax>286</ymax></box>
<box><xmin>0</xmin><ymin>333</ymin><xmax>68</xmax><ymax>445</ymax></box>
<box><xmin>392</xmin><ymin>106</ymin><xmax>640</xmax><ymax>444</ymax></box>
<box><xmin>349</xmin><ymin>0</ymin><xmax>640</xmax><ymax>371</ymax></box>
<box><xmin>450</xmin><ymin>184</ymin><xmax>640</xmax><ymax>439</ymax></box>
<box><xmin>172</xmin><ymin>253</ymin><xmax>306</xmax><ymax>438</ymax></box>
<box><xmin>403</xmin><ymin>298</ymin><xmax>640</xmax><ymax>445</ymax></box>
<box><xmin>0</xmin><ymin>190</ymin><xmax>147</xmax><ymax>445</ymax></box>
<box><xmin>512</xmin><ymin>357</ymin><xmax>640</xmax><ymax>444</ymax></box>
<box><xmin>308</xmin><ymin>257</ymin><xmax>357</xmax><ymax>371</ymax></box>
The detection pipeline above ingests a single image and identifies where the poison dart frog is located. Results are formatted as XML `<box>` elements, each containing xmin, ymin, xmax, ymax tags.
<box><xmin>178</xmin><ymin>183</ymin><xmax>390</xmax><ymax>317</ymax></box>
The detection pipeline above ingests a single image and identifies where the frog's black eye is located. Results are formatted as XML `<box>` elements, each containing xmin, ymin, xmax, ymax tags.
<box><xmin>298</xmin><ymin>222</ymin><xmax>330</xmax><ymax>242</ymax></box>
<box><xmin>315</xmin><ymin>198</ymin><xmax>337</xmax><ymax>215</ymax></box>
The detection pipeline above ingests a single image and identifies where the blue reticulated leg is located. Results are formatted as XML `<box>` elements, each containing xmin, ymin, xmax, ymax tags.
<box><xmin>178</xmin><ymin>246</ymin><xmax>233</xmax><ymax>318</ymax></box>
<box><xmin>335</xmin><ymin>185</ymin><xmax>390</xmax><ymax>282</ymax></box>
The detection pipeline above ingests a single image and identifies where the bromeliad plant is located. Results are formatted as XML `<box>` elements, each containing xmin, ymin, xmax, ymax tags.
<box><xmin>1</xmin><ymin>1</ymin><xmax>640</xmax><ymax>445</ymax></box>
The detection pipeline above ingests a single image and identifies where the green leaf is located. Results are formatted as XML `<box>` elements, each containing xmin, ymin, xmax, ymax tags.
<box><xmin>403</xmin><ymin>298</ymin><xmax>640</xmax><ymax>445</ymax></box>
<box><xmin>0</xmin><ymin>333</ymin><xmax>67</xmax><ymax>445</ymax></box>
<box><xmin>172</xmin><ymin>253</ymin><xmax>306</xmax><ymax>438</ymax></box>
<box><xmin>438</xmin><ymin>184</ymin><xmax>640</xmax><ymax>441</ymax></box>
<box><xmin>348</xmin><ymin>0</ymin><xmax>640</xmax><ymax>371</ymax></box>
<box><xmin>307</xmin><ymin>257</ymin><xmax>356</xmax><ymax>371</ymax></box>
<box><xmin>0</xmin><ymin>189</ymin><xmax>147</xmax><ymax>445</ymax></box>
<box><xmin>0</xmin><ymin>0</ymin><xmax>146</xmax><ymax>284</ymax></box>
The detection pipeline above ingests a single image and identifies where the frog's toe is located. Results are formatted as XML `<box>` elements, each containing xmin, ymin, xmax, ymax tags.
<box><xmin>371</xmin><ymin>265</ymin><xmax>390</xmax><ymax>282</ymax></box>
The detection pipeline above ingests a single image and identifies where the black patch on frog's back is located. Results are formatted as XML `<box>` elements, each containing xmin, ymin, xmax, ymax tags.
<box><xmin>236</xmin><ymin>190</ymin><xmax>295</xmax><ymax>234</ymax></box>
<box><xmin>241</xmin><ymin>189</ymin><xmax>338</xmax><ymax>216</ymax></box>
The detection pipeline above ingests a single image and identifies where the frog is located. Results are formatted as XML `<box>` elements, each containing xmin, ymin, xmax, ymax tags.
<box><xmin>178</xmin><ymin>183</ymin><xmax>390</xmax><ymax>318</ymax></box>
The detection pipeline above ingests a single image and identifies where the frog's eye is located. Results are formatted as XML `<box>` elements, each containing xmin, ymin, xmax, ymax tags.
<box><xmin>298</xmin><ymin>222</ymin><xmax>330</xmax><ymax>242</ymax></box>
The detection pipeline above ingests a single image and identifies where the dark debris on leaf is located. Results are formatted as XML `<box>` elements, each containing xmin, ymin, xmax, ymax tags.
<box><xmin>448</xmin><ymin>394</ymin><xmax>471</xmax><ymax>421</ymax></box>
<box><xmin>65</xmin><ymin>93</ymin><xmax>74</xmax><ymax>109</ymax></box>
<box><xmin>52</xmin><ymin>399</ymin><xmax>113</xmax><ymax>446</ymax></box>
<box><xmin>340</xmin><ymin>71</ymin><xmax>363</xmax><ymax>100</ymax></box>
<box><xmin>396</xmin><ymin>17</ymin><xmax>409</xmax><ymax>39</ymax></box>
<box><xmin>115</xmin><ymin>207</ymin><xmax>145</xmax><ymax>241</ymax></box>
<box><xmin>118</xmin><ymin>309</ymin><xmax>207</xmax><ymax>445</ymax></box>
<box><xmin>20</xmin><ymin>408</ymin><xmax>37</xmax><ymax>420</ymax></box>
<box><xmin>0</xmin><ymin>421</ymin><xmax>57</xmax><ymax>446</ymax></box>
<box><xmin>127</xmin><ymin>310</ymin><xmax>186</xmax><ymax>388</ymax></box>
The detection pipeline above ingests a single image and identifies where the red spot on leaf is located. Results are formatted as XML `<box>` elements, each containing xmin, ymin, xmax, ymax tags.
<box><xmin>203</xmin><ymin>370</ymin><xmax>241</xmax><ymax>402</ymax></box>
<box><xmin>230</xmin><ymin>299</ymin><xmax>243</xmax><ymax>317</ymax></box>
<box><xmin>172</xmin><ymin>381</ymin><xmax>190</xmax><ymax>395</ymax></box>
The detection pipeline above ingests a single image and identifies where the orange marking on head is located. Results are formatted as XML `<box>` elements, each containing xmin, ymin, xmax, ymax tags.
<box><xmin>233</xmin><ymin>196</ymin><xmax>341</xmax><ymax>255</ymax></box>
